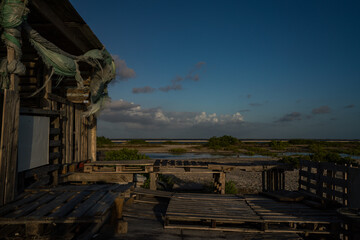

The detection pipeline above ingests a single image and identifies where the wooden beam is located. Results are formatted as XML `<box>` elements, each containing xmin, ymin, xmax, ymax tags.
<box><xmin>88</xmin><ymin>115</ymin><xmax>96</xmax><ymax>162</ymax></box>
<box><xmin>20</xmin><ymin>107</ymin><xmax>60</xmax><ymax>116</ymax></box>
<box><xmin>30</xmin><ymin>0</ymin><xmax>90</xmax><ymax>53</ymax></box>
<box><xmin>0</xmin><ymin>92</ymin><xmax>20</xmax><ymax>205</ymax></box>
<box><xmin>65</xmin><ymin>172</ymin><xmax>133</xmax><ymax>183</ymax></box>
<box><xmin>149</xmin><ymin>173</ymin><xmax>157</xmax><ymax>190</ymax></box>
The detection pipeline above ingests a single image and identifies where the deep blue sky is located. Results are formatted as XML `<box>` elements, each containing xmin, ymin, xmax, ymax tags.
<box><xmin>71</xmin><ymin>0</ymin><xmax>360</xmax><ymax>139</ymax></box>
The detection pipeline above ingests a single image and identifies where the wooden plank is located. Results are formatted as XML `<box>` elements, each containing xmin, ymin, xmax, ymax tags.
<box><xmin>30</xmin><ymin>0</ymin><xmax>90</xmax><ymax>53</ymax></box>
<box><xmin>89</xmin><ymin>115</ymin><xmax>96</xmax><ymax>161</ymax></box>
<box><xmin>49</xmin><ymin>191</ymin><xmax>91</xmax><ymax>218</ymax></box>
<box><xmin>67</xmin><ymin>191</ymin><xmax>107</xmax><ymax>218</ymax></box>
<box><xmin>5</xmin><ymin>193</ymin><xmax>59</xmax><ymax>218</ymax></box>
<box><xmin>320</xmin><ymin>162</ymin><xmax>349</xmax><ymax>172</ymax></box>
<box><xmin>299</xmin><ymin>179</ymin><xmax>317</xmax><ymax>190</ymax></box>
<box><xmin>84</xmin><ymin>192</ymin><xmax>118</xmax><ymax>217</ymax></box>
<box><xmin>0</xmin><ymin>90</ymin><xmax>20</xmax><ymax>205</ymax></box>
<box><xmin>47</xmin><ymin>93</ymin><xmax>68</xmax><ymax>104</ymax></box>
<box><xmin>65</xmin><ymin>172</ymin><xmax>133</xmax><ymax>183</ymax></box>
<box><xmin>0</xmin><ymin>192</ymin><xmax>46</xmax><ymax>216</ymax></box>
<box><xmin>26</xmin><ymin>192</ymin><xmax>74</xmax><ymax>217</ymax></box>
<box><xmin>20</xmin><ymin>107</ymin><xmax>60</xmax><ymax>116</ymax></box>
<box><xmin>74</xmin><ymin>107</ymin><xmax>81</xmax><ymax>162</ymax></box>
<box><xmin>69</xmin><ymin>104</ymin><xmax>74</xmax><ymax>163</ymax></box>
<box><xmin>299</xmin><ymin>170</ymin><xmax>317</xmax><ymax>181</ymax></box>
<box><xmin>85</xmin><ymin>160</ymin><xmax>155</xmax><ymax>166</ymax></box>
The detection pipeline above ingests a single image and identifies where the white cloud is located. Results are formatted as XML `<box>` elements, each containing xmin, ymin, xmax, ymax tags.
<box><xmin>99</xmin><ymin>99</ymin><xmax>244</xmax><ymax>129</ymax></box>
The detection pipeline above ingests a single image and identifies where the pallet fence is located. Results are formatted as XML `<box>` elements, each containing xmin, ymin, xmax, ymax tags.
<box><xmin>298</xmin><ymin>160</ymin><xmax>353</xmax><ymax>206</ymax></box>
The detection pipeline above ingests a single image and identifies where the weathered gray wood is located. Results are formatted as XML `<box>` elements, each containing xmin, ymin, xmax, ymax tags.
<box><xmin>27</xmin><ymin>192</ymin><xmax>74</xmax><ymax>217</ymax></box>
<box><xmin>74</xmin><ymin>106</ymin><xmax>81</xmax><ymax>162</ymax></box>
<box><xmin>0</xmin><ymin>192</ymin><xmax>46</xmax><ymax>216</ymax></box>
<box><xmin>49</xmin><ymin>191</ymin><xmax>91</xmax><ymax>217</ymax></box>
<box><xmin>67</xmin><ymin>191</ymin><xmax>106</xmax><ymax>218</ymax></box>
<box><xmin>20</xmin><ymin>107</ymin><xmax>60</xmax><ymax>116</ymax></box>
<box><xmin>89</xmin><ymin>115</ymin><xmax>96</xmax><ymax>161</ymax></box>
<box><xmin>65</xmin><ymin>172</ymin><xmax>133</xmax><ymax>183</ymax></box>
<box><xmin>0</xmin><ymin>90</ymin><xmax>20</xmax><ymax>205</ymax></box>
<box><xmin>149</xmin><ymin>172</ymin><xmax>157</xmax><ymax>190</ymax></box>
<box><xmin>5</xmin><ymin>193</ymin><xmax>58</xmax><ymax>218</ymax></box>
<box><xmin>84</xmin><ymin>192</ymin><xmax>118</xmax><ymax>217</ymax></box>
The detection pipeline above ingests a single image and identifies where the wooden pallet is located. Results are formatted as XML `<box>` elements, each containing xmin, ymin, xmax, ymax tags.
<box><xmin>0</xmin><ymin>183</ymin><xmax>133</xmax><ymax>238</ymax></box>
<box><xmin>165</xmin><ymin>193</ymin><xmax>262</xmax><ymax>231</ymax></box>
<box><xmin>165</xmin><ymin>193</ymin><xmax>342</xmax><ymax>235</ymax></box>
<box><xmin>133</xmin><ymin>188</ymin><xmax>174</xmax><ymax>198</ymax></box>
<box><xmin>245</xmin><ymin>194</ymin><xmax>341</xmax><ymax>232</ymax></box>
<box><xmin>84</xmin><ymin>160</ymin><xmax>155</xmax><ymax>173</ymax></box>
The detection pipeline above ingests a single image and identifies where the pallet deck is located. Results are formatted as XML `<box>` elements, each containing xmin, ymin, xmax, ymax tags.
<box><xmin>165</xmin><ymin>192</ymin><xmax>341</xmax><ymax>235</ymax></box>
<box><xmin>0</xmin><ymin>183</ymin><xmax>133</xmax><ymax>226</ymax></box>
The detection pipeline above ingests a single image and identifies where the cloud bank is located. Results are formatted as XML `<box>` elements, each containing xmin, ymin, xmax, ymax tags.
<box><xmin>134</xmin><ymin>62</ymin><xmax>206</xmax><ymax>94</ymax></box>
<box><xmin>275</xmin><ymin>112</ymin><xmax>302</xmax><ymax>123</ymax></box>
<box><xmin>99</xmin><ymin>99</ymin><xmax>244</xmax><ymax>130</ymax></box>
<box><xmin>312</xmin><ymin>105</ymin><xmax>331</xmax><ymax>114</ymax></box>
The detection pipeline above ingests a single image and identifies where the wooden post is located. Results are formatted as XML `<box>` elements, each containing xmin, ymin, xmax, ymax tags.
<box><xmin>74</xmin><ymin>106</ymin><xmax>81</xmax><ymax>162</ymax></box>
<box><xmin>114</xmin><ymin>197</ymin><xmax>124</xmax><ymax>219</ymax></box>
<box><xmin>115</xmin><ymin>220</ymin><xmax>128</xmax><ymax>234</ymax></box>
<box><xmin>261</xmin><ymin>171</ymin><xmax>265</xmax><ymax>192</ymax></box>
<box><xmin>89</xmin><ymin>115</ymin><xmax>97</xmax><ymax>162</ymax></box>
<box><xmin>149</xmin><ymin>172</ymin><xmax>157</xmax><ymax>190</ymax></box>
<box><xmin>51</xmin><ymin>101</ymin><xmax>59</xmax><ymax>186</ymax></box>
<box><xmin>316</xmin><ymin>163</ymin><xmax>324</xmax><ymax>197</ymax></box>
<box><xmin>326</xmin><ymin>169</ymin><xmax>333</xmax><ymax>200</ymax></box>
<box><xmin>220</xmin><ymin>172</ymin><xmax>226</xmax><ymax>194</ymax></box>
<box><xmin>0</xmin><ymin>45</ymin><xmax>20</xmax><ymax>205</ymax></box>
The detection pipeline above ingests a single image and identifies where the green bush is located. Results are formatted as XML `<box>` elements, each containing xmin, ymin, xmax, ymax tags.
<box><xmin>127</xmin><ymin>139</ymin><xmax>148</xmax><ymax>144</ymax></box>
<box><xmin>225</xmin><ymin>181</ymin><xmax>238</xmax><ymax>194</ymax></box>
<box><xmin>104</xmin><ymin>148</ymin><xmax>150</xmax><ymax>161</ymax></box>
<box><xmin>97</xmin><ymin>136</ymin><xmax>113</xmax><ymax>147</ymax></box>
<box><xmin>207</xmin><ymin>135</ymin><xmax>239</xmax><ymax>150</ymax></box>
<box><xmin>169</xmin><ymin>148</ymin><xmax>187</xmax><ymax>154</ymax></box>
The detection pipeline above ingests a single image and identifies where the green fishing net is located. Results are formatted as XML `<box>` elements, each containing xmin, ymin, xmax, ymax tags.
<box><xmin>0</xmin><ymin>0</ymin><xmax>116</xmax><ymax>116</ymax></box>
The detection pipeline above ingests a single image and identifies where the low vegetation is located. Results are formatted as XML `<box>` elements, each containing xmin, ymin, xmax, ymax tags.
<box><xmin>279</xmin><ymin>152</ymin><xmax>358</xmax><ymax>169</ymax></box>
<box><xmin>97</xmin><ymin>136</ymin><xmax>113</xmax><ymax>147</ymax></box>
<box><xmin>206</xmin><ymin>135</ymin><xmax>240</xmax><ymax>150</ymax></box>
<box><xmin>225</xmin><ymin>181</ymin><xmax>238</xmax><ymax>194</ymax></box>
<box><xmin>269</xmin><ymin>140</ymin><xmax>289</xmax><ymax>150</ymax></box>
<box><xmin>241</xmin><ymin>146</ymin><xmax>278</xmax><ymax>157</ymax></box>
<box><xmin>168</xmin><ymin>148</ymin><xmax>187</xmax><ymax>154</ymax></box>
<box><xmin>104</xmin><ymin>148</ymin><xmax>150</xmax><ymax>161</ymax></box>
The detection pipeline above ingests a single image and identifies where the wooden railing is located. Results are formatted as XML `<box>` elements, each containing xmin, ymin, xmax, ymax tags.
<box><xmin>299</xmin><ymin>160</ymin><xmax>353</xmax><ymax>206</ymax></box>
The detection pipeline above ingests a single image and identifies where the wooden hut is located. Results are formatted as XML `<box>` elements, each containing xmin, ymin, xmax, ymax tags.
<box><xmin>0</xmin><ymin>0</ymin><xmax>112</xmax><ymax>206</ymax></box>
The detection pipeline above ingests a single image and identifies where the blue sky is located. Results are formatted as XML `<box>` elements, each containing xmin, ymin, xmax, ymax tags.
<box><xmin>70</xmin><ymin>0</ymin><xmax>360</xmax><ymax>139</ymax></box>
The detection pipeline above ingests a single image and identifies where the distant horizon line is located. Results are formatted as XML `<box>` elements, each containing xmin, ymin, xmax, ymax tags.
<box><xmin>110</xmin><ymin>138</ymin><xmax>360</xmax><ymax>142</ymax></box>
